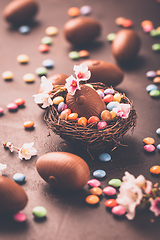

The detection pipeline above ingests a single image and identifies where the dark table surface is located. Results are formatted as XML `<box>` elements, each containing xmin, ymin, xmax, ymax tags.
<box><xmin>0</xmin><ymin>0</ymin><xmax>160</xmax><ymax>239</ymax></box>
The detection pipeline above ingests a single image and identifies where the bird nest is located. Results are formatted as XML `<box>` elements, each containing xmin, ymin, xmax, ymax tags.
<box><xmin>44</xmin><ymin>82</ymin><xmax>137</xmax><ymax>151</ymax></box>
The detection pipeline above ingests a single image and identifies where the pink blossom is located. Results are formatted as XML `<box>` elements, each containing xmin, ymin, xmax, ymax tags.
<box><xmin>150</xmin><ymin>198</ymin><xmax>160</xmax><ymax>216</ymax></box>
<box><xmin>65</xmin><ymin>75</ymin><xmax>81</xmax><ymax>95</ymax></box>
<box><xmin>73</xmin><ymin>63</ymin><xmax>91</xmax><ymax>81</ymax></box>
<box><xmin>112</xmin><ymin>103</ymin><xmax>131</xmax><ymax>119</ymax></box>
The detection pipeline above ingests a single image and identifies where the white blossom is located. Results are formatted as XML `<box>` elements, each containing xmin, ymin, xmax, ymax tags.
<box><xmin>33</xmin><ymin>92</ymin><xmax>53</xmax><ymax>108</ymax></box>
<box><xmin>19</xmin><ymin>142</ymin><xmax>37</xmax><ymax>160</ymax></box>
<box><xmin>73</xmin><ymin>63</ymin><xmax>91</xmax><ymax>81</ymax></box>
<box><xmin>40</xmin><ymin>76</ymin><xmax>53</xmax><ymax>93</ymax></box>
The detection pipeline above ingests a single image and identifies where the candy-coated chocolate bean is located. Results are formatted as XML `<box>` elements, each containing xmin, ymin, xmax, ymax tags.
<box><xmin>113</xmin><ymin>93</ymin><xmax>121</xmax><ymax>102</ymax></box>
<box><xmin>149</xmin><ymin>89</ymin><xmax>160</xmax><ymax>97</ymax></box>
<box><xmin>157</xmin><ymin>144</ymin><xmax>160</xmax><ymax>151</ymax></box>
<box><xmin>19</xmin><ymin>25</ymin><xmax>30</xmax><ymax>34</ymax></box>
<box><xmin>103</xmin><ymin>94</ymin><xmax>114</xmax><ymax>103</ymax></box>
<box><xmin>156</xmin><ymin>128</ymin><xmax>160</xmax><ymax>135</ymax></box>
<box><xmin>14</xmin><ymin>98</ymin><xmax>25</xmax><ymax>106</ymax></box>
<box><xmin>45</xmin><ymin>26</ymin><xmax>58</xmax><ymax>36</ymax></box>
<box><xmin>108</xmin><ymin>179</ymin><xmax>121</xmax><ymax>187</ymax></box>
<box><xmin>69</xmin><ymin>51</ymin><xmax>79</xmax><ymax>60</ymax></box>
<box><xmin>88</xmin><ymin>116</ymin><xmax>100</xmax><ymax>124</ymax></box>
<box><xmin>85</xmin><ymin>195</ymin><xmax>99</xmax><ymax>205</ymax></box>
<box><xmin>41</xmin><ymin>36</ymin><xmax>52</xmax><ymax>45</ymax></box>
<box><xmin>105</xmin><ymin>199</ymin><xmax>118</xmax><ymax>208</ymax></box>
<box><xmin>111</xmin><ymin>205</ymin><xmax>126</xmax><ymax>216</ymax></box>
<box><xmin>144</xmin><ymin>144</ymin><xmax>155</xmax><ymax>152</ymax></box>
<box><xmin>150</xmin><ymin>165</ymin><xmax>160</xmax><ymax>174</ymax></box>
<box><xmin>107</xmin><ymin>101</ymin><xmax>119</xmax><ymax>111</ymax></box>
<box><xmin>89</xmin><ymin>187</ymin><xmax>103</xmax><ymax>196</ymax></box>
<box><xmin>99</xmin><ymin>153</ymin><xmax>111</xmax><ymax>162</ymax></box>
<box><xmin>103</xmin><ymin>186</ymin><xmax>116</xmax><ymax>196</ymax></box>
<box><xmin>23</xmin><ymin>73</ymin><xmax>35</xmax><ymax>82</ymax></box>
<box><xmin>79</xmin><ymin>50</ymin><xmax>89</xmax><ymax>58</ymax></box>
<box><xmin>13</xmin><ymin>173</ymin><xmax>25</xmax><ymax>183</ymax></box>
<box><xmin>17</xmin><ymin>54</ymin><xmax>29</xmax><ymax>63</ymax></box>
<box><xmin>2</xmin><ymin>71</ymin><xmax>13</xmax><ymax>80</ymax></box>
<box><xmin>96</xmin><ymin>90</ymin><xmax>104</xmax><ymax>98</ymax></box>
<box><xmin>68</xmin><ymin>7</ymin><xmax>80</xmax><ymax>17</ymax></box>
<box><xmin>78</xmin><ymin>117</ymin><xmax>88</xmax><ymax>127</ymax></box>
<box><xmin>7</xmin><ymin>103</ymin><xmax>18</xmax><ymax>111</ymax></box>
<box><xmin>104</xmin><ymin>88</ymin><xmax>115</xmax><ymax>95</ymax></box>
<box><xmin>42</xmin><ymin>59</ymin><xmax>54</xmax><ymax>68</ymax></box>
<box><xmin>38</xmin><ymin>44</ymin><xmax>49</xmax><ymax>53</ymax></box>
<box><xmin>97</xmin><ymin>121</ymin><xmax>107</xmax><ymax>130</ymax></box>
<box><xmin>101</xmin><ymin>110</ymin><xmax>112</xmax><ymax>121</ymax></box>
<box><xmin>146</xmin><ymin>84</ymin><xmax>158</xmax><ymax>92</ymax></box>
<box><xmin>153</xmin><ymin>77</ymin><xmax>160</xmax><ymax>83</ymax></box>
<box><xmin>0</xmin><ymin>107</ymin><xmax>4</xmax><ymax>114</ymax></box>
<box><xmin>80</xmin><ymin>5</ymin><xmax>92</xmax><ymax>15</ymax></box>
<box><xmin>32</xmin><ymin>206</ymin><xmax>47</xmax><ymax>218</ymax></box>
<box><xmin>143</xmin><ymin>137</ymin><xmax>155</xmax><ymax>145</ymax></box>
<box><xmin>93</xmin><ymin>169</ymin><xmax>106</xmax><ymax>179</ymax></box>
<box><xmin>87</xmin><ymin>179</ymin><xmax>101</xmax><ymax>187</ymax></box>
<box><xmin>146</xmin><ymin>70</ymin><xmax>156</xmax><ymax>79</ymax></box>
<box><xmin>68</xmin><ymin>113</ymin><xmax>78</xmax><ymax>120</ymax></box>
<box><xmin>13</xmin><ymin>212</ymin><xmax>27</xmax><ymax>222</ymax></box>
<box><xmin>57</xmin><ymin>102</ymin><xmax>67</xmax><ymax>113</ymax></box>
<box><xmin>59</xmin><ymin>111</ymin><xmax>68</xmax><ymax>120</ymax></box>
<box><xmin>63</xmin><ymin>109</ymin><xmax>71</xmax><ymax>116</ymax></box>
<box><xmin>35</xmin><ymin>67</ymin><xmax>47</xmax><ymax>76</ymax></box>
<box><xmin>110</xmin><ymin>111</ymin><xmax>117</xmax><ymax>118</ymax></box>
<box><xmin>53</xmin><ymin>96</ymin><xmax>64</xmax><ymax>105</ymax></box>
<box><xmin>23</xmin><ymin>121</ymin><xmax>34</xmax><ymax>128</ymax></box>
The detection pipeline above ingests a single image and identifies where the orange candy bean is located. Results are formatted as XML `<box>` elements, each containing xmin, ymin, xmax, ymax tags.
<box><xmin>79</xmin><ymin>50</ymin><xmax>89</xmax><ymax>58</ymax></box>
<box><xmin>153</xmin><ymin>77</ymin><xmax>160</xmax><ymax>84</ymax></box>
<box><xmin>89</xmin><ymin>187</ymin><xmax>103</xmax><ymax>196</ymax></box>
<box><xmin>14</xmin><ymin>98</ymin><xmax>25</xmax><ymax>106</ymax></box>
<box><xmin>143</xmin><ymin>137</ymin><xmax>155</xmax><ymax>145</ymax></box>
<box><xmin>85</xmin><ymin>195</ymin><xmax>100</xmax><ymax>205</ymax></box>
<box><xmin>105</xmin><ymin>199</ymin><xmax>118</xmax><ymax>208</ymax></box>
<box><xmin>23</xmin><ymin>121</ymin><xmax>34</xmax><ymax>128</ymax></box>
<box><xmin>150</xmin><ymin>165</ymin><xmax>160</xmax><ymax>174</ymax></box>
<box><xmin>103</xmin><ymin>94</ymin><xmax>114</xmax><ymax>103</ymax></box>
<box><xmin>68</xmin><ymin>7</ymin><xmax>80</xmax><ymax>17</ymax></box>
<box><xmin>88</xmin><ymin>116</ymin><xmax>100</xmax><ymax>125</ymax></box>
<box><xmin>68</xmin><ymin>113</ymin><xmax>78</xmax><ymax>120</ymax></box>
<box><xmin>78</xmin><ymin>117</ymin><xmax>88</xmax><ymax>127</ymax></box>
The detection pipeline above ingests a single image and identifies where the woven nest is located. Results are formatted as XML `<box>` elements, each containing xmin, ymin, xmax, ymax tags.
<box><xmin>44</xmin><ymin>82</ymin><xmax>137</xmax><ymax>151</ymax></box>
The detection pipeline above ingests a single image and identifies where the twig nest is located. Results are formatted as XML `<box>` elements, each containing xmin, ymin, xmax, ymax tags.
<box><xmin>36</xmin><ymin>152</ymin><xmax>90</xmax><ymax>190</ymax></box>
<box><xmin>66</xmin><ymin>85</ymin><xmax>106</xmax><ymax>119</ymax></box>
<box><xmin>80</xmin><ymin>59</ymin><xmax>124</xmax><ymax>86</ymax></box>
<box><xmin>0</xmin><ymin>176</ymin><xmax>28</xmax><ymax>215</ymax></box>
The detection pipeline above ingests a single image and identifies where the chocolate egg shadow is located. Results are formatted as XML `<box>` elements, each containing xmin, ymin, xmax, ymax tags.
<box><xmin>0</xmin><ymin>215</ymin><xmax>28</xmax><ymax>231</ymax></box>
<box><xmin>42</xmin><ymin>184</ymin><xmax>89</xmax><ymax>208</ymax></box>
<box><xmin>116</xmin><ymin>55</ymin><xmax>146</xmax><ymax>72</ymax></box>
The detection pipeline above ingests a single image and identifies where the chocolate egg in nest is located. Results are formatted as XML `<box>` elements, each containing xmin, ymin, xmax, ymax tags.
<box><xmin>44</xmin><ymin>82</ymin><xmax>137</xmax><ymax>151</ymax></box>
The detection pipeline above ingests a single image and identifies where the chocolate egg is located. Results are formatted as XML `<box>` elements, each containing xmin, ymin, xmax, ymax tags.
<box><xmin>81</xmin><ymin>60</ymin><xmax>123</xmax><ymax>87</ymax></box>
<box><xmin>3</xmin><ymin>0</ymin><xmax>39</xmax><ymax>25</ymax></box>
<box><xmin>0</xmin><ymin>176</ymin><xmax>28</xmax><ymax>214</ymax></box>
<box><xmin>37</xmin><ymin>73</ymin><xmax>69</xmax><ymax>94</ymax></box>
<box><xmin>63</xmin><ymin>17</ymin><xmax>101</xmax><ymax>46</ymax></box>
<box><xmin>66</xmin><ymin>85</ymin><xmax>106</xmax><ymax>119</ymax></box>
<box><xmin>36</xmin><ymin>152</ymin><xmax>90</xmax><ymax>190</ymax></box>
<box><xmin>111</xmin><ymin>29</ymin><xmax>141</xmax><ymax>62</ymax></box>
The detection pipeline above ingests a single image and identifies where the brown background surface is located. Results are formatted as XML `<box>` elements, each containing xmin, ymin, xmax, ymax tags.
<box><xmin>0</xmin><ymin>0</ymin><xmax>160</xmax><ymax>239</ymax></box>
